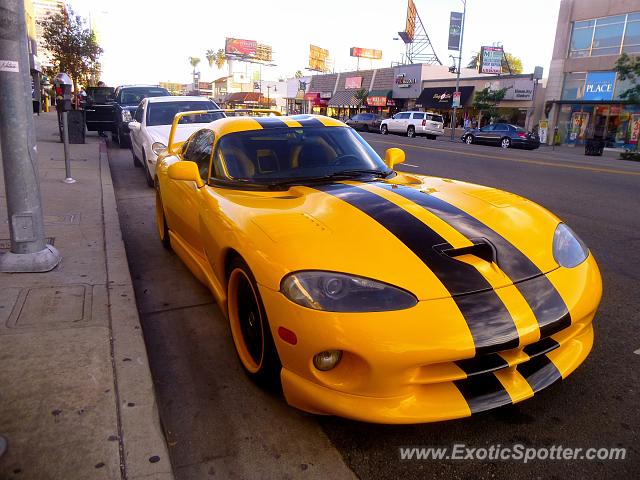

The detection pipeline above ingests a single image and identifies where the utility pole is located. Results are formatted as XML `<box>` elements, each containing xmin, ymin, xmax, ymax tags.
<box><xmin>0</xmin><ymin>0</ymin><xmax>61</xmax><ymax>272</ymax></box>
<box><xmin>450</xmin><ymin>0</ymin><xmax>467</xmax><ymax>142</ymax></box>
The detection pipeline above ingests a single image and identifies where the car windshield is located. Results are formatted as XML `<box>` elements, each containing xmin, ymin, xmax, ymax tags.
<box><xmin>119</xmin><ymin>88</ymin><xmax>169</xmax><ymax>105</ymax></box>
<box><xmin>147</xmin><ymin>101</ymin><xmax>224</xmax><ymax>126</ymax></box>
<box><xmin>214</xmin><ymin>126</ymin><xmax>389</xmax><ymax>186</ymax></box>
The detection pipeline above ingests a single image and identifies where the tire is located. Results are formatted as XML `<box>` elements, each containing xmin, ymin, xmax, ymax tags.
<box><xmin>465</xmin><ymin>135</ymin><xmax>473</xmax><ymax>145</ymax></box>
<box><xmin>363</xmin><ymin>124</ymin><xmax>369</xmax><ymax>133</ymax></box>
<box><xmin>407</xmin><ymin>126</ymin><xmax>415</xmax><ymax>138</ymax></box>
<box><xmin>111</xmin><ymin>130</ymin><xmax>119</xmax><ymax>144</ymax></box>
<box><xmin>143</xmin><ymin>152</ymin><xmax>154</xmax><ymax>187</ymax></box>
<box><xmin>381</xmin><ymin>124</ymin><xmax>388</xmax><ymax>135</ymax></box>
<box><xmin>500</xmin><ymin>137</ymin><xmax>511</xmax><ymax>149</ymax></box>
<box><xmin>155</xmin><ymin>182</ymin><xmax>172</xmax><ymax>250</ymax></box>
<box><xmin>132</xmin><ymin>147</ymin><xmax>143</xmax><ymax>168</ymax></box>
<box><xmin>227</xmin><ymin>257</ymin><xmax>281</xmax><ymax>388</ymax></box>
<box><xmin>117</xmin><ymin>128</ymin><xmax>130</xmax><ymax>149</ymax></box>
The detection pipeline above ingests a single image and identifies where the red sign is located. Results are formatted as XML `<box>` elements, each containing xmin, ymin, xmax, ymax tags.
<box><xmin>350</xmin><ymin>47</ymin><xmax>382</xmax><ymax>59</ymax></box>
<box><xmin>225</xmin><ymin>38</ymin><xmax>257</xmax><ymax>56</ymax></box>
<box><xmin>345</xmin><ymin>77</ymin><xmax>362</xmax><ymax>89</ymax></box>
<box><xmin>367</xmin><ymin>96</ymin><xmax>387</xmax><ymax>107</ymax></box>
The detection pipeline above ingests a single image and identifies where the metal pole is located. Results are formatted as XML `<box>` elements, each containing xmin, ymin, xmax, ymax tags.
<box><xmin>61</xmin><ymin>112</ymin><xmax>75</xmax><ymax>183</ymax></box>
<box><xmin>451</xmin><ymin>0</ymin><xmax>466</xmax><ymax>141</ymax></box>
<box><xmin>0</xmin><ymin>0</ymin><xmax>60</xmax><ymax>272</ymax></box>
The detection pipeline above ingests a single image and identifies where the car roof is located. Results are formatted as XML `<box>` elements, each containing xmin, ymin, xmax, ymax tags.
<box><xmin>204</xmin><ymin>114</ymin><xmax>345</xmax><ymax>139</ymax></box>
<box><xmin>147</xmin><ymin>96</ymin><xmax>216</xmax><ymax>104</ymax></box>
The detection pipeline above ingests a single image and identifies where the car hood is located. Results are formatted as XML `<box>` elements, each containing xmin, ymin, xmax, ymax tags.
<box><xmin>215</xmin><ymin>174</ymin><xmax>562</xmax><ymax>301</ymax></box>
<box><xmin>146</xmin><ymin>123</ymin><xmax>213</xmax><ymax>145</ymax></box>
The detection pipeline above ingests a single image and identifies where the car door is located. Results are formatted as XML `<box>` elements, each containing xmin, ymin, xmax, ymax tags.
<box><xmin>475</xmin><ymin>124</ymin><xmax>495</xmax><ymax>144</ymax></box>
<box><xmin>391</xmin><ymin>112</ymin><xmax>409</xmax><ymax>132</ymax></box>
<box><xmin>130</xmin><ymin>100</ymin><xmax>145</xmax><ymax>160</ymax></box>
<box><xmin>85</xmin><ymin>87</ymin><xmax>115</xmax><ymax>132</ymax></box>
<box><xmin>166</xmin><ymin>129</ymin><xmax>215</xmax><ymax>256</ymax></box>
<box><xmin>491</xmin><ymin>124</ymin><xmax>509</xmax><ymax>145</ymax></box>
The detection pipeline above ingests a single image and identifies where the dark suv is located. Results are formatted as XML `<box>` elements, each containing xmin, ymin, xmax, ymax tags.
<box><xmin>85</xmin><ymin>85</ymin><xmax>170</xmax><ymax>147</ymax></box>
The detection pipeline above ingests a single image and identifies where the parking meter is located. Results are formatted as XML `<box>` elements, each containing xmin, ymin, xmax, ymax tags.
<box><xmin>53</xmin><ymin>73</ymin><xmax>72</xmax><ymax>112</ymax></box>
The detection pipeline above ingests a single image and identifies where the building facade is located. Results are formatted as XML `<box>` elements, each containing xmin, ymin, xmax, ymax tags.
<box><xmin>32</xmin><ymin>0</ymin><xmax>66</xmax><ymax>67</ymax></box>
<box><xmin>544</xmin><ymin>0</ymin><xmax>640</xmax><ymax>147</ymax></box>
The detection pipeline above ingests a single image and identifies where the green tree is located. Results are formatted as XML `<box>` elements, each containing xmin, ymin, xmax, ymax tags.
<box><xmin>472</xmin><ymin>87</ymin><xmax>508</xmax><ymax>124</ymax></box>
<box><xmin>354</xmin><ymin>88</ymin><xmax>368</xmax><ymax>108</ymax></box>
<box><xmin>294</xmin><ymin>70</ymin><xmax>303</xmax><ymax>78</ymax></box>
<box><xmin>614</xmin><ymin>53</ymin><xmax>640</xmax><ymax>103</ymax></box>
<box><xmin>39</xmin><ymin>5</ymin><xmax>103</xmax><ymax>105</ymax></box>
<box><xmin>467</xmin><ymin>51</ymin><xmax>523</xmax><ymax>74</ymax></box>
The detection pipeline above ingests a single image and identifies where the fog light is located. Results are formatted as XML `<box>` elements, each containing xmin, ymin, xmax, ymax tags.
<box><xmin>313</xmin><ymin>350</ymin><xmax>342</xmax><ymax>371</ymax></box>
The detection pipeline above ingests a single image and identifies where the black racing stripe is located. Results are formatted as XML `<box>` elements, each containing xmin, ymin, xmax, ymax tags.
<box><xmin>516</xmin><ymin>275</ymin><xmax>571</xmax><ymax>338</ymax></box>
<box><xmin>455</xmin><ymin>354</ymin><xmax>509</xmax><ymax>377</ymax></box>
<box><xmin>253</xmin><ymin>116</ymin><xmax>289</xmax><ymax>129</ymax></box>
<box><xmin>454</xmin><ymin>374</ymin><xmax>512</xmax><ymax>414</ymax></box>
<box><xmin>316</xmin><ymin>183</ymin><xmax>520</xmax><ymax>355</ymax></box>
<box><xmin>289</xmin><ymin>115</ymin><xmax>325</xmax><ymax>127</ymax></box>
<box><xmin>374</xmin><ymin>183</ymin><xmax>572</xmax><ymax>339</ymax></box>
<box><xmin>522</xmin><ymin>336</ymin><xmax>560</xmax><ymax>358</ymax></box>
<box><xmin>517</xmin><ymin>355</ymin><xmax>562</xmax><ymax>392</ymax></box>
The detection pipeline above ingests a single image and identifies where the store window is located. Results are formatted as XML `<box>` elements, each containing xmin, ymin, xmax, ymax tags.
<box><xmin>615</xmin><ymin>75</ymin><xmax>636</xmax><ymax>100</ymax></box>
<box><xmin>568</xmin><ymin>13</ymin><xmax>639</xmax><ymax>58</ymax></box>
<box><xmin>561</xmin><ymin>72</ymin><xmax>587</xmax><ymax>100</ymax></box>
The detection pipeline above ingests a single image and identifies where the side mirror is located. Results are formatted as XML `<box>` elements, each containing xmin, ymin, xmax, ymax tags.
<box><xmin>168</xmin><ymin>161</ymin><xmax>204</xmax><ymax>188</ymax></box>
<box><xmin>384</xmin><ymin>148</ymin><xmax>405</xmax><ymax>170</ymax></box>
<box><xmin>128</xmin><ymin>121</ymin><xmax>141</xmax><ymax>131</ymax></box>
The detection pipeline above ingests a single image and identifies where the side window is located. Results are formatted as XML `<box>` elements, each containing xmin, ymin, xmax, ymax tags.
<box><xmin>412</xmin><ymin>113</ymin><xmax>425</xmax><ymax>120</ymax></box>
<box><xmin>397</xmin><ymin>113</ymin><xmax>411</xmax><ymax>119</ymax></box>
<box><xmin>352</xmin><ymin>114</ymin><xmax>361</xmax><ymax>121</ymax></box>
<box><xmin>183</xmin><ymin>130</ymin><xmax>215</xmax><ymax>180</ymax></box>
<box><xmin>480</xmin><ymin>125</ymin><xmax>495</xmax><ymax>132</ymax></box>
<box><xmin>494</xmin><ymin>124</ymin><xmax>508</xmax><ymax>132</ymax></box>
<box><xmin>134</xmin><ymin>102</ymin><xmax>144</xmax><ymax>122</ymax></box>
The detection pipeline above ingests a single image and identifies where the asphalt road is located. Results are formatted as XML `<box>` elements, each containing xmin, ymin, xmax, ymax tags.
<box><xmin>107</xmin><ymin>131</ymin><xmax>640</xmax><ymax>479</ymax></box>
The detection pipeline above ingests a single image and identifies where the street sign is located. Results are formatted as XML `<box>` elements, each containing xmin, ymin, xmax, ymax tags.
<box><xmin>452</xmin><ymin>91</ymin><xmax>461</xmax><ymax>108</ymax></box>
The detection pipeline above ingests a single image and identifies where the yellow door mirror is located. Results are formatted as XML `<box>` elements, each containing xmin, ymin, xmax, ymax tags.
<box><xmin>167</xmin><ymin>161</ymin><xmax>204</xmax><ymax>188</ymax></box>
<box><xmin>384</xmin><ymin>148</ymin><xmax>405</xmax><ymax>169</ymax></box>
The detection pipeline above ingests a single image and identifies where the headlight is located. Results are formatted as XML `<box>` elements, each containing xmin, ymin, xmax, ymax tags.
<box><xmin>151</xmin><ymin>142</ymin><xmax>166</xmax><ymax>156</ymax></box>
<box><xmin>280</xmin><ymin>271</ymin><xmax>417</xmax><ymax>312</ymax></box>
<box><xmin>552</xmin><ymin>223</ymin><xmax>588</xmax><ymax>268</ymax></box>
<box><xmin>121</xmin><ymin>110</ymin><xmax>133</xmax><ymax>122</ymax></box>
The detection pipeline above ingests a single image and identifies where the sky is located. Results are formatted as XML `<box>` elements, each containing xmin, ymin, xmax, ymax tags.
<box><xmin>70</xmin><ymin>0</ymin><xmax>562</xmax><ymax>86</ymax></box>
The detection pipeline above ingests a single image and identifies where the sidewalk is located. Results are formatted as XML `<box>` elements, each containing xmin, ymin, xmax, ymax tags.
<box><xmin>0</xmin><ymin>112</ymin><xmax>173</xmax><ymax>480</ymax></box>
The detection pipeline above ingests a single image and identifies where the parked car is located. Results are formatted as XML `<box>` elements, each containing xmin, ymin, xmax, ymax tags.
<box><xmin>111</xmin><ymin>85</ymin><xmax>170</xmax><ymax>147</ymax></box>
<box><xmin>154</xmin><ymin>110</ymin><xmax>601</xmax><ymax>423</ymax></box>
<box><xmin>380</xmin><ymin>111</ymin><xmax>444</xmax><ymax>139</ymax></box>
<box><xmin>128</xmin><ymin>96</ymin><xmax>224</xmax><ymax>187</ymax></box>
<box><xmin>462</xmin><ymin>123</ymin><xmax>540</xmax><ymax>149</ymax></box>
<box><xmin>345</xmin><ymin>113</ymin><xmax>382</xmax><ymax>133</ymax></box>
<box><xmin>84</xmin><ymin>86</ymin><xmax>116</xmax><ymax>135</ymax></box>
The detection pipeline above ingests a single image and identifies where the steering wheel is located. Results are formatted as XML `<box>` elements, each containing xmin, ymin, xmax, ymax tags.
<box><xmin>332</xmin><ymin>154</ymin><xmax>361</xmax><ymax>166</ymax></box>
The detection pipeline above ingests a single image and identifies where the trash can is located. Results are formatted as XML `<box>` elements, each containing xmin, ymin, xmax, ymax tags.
<box><xmin>57</xmin><ymin>109</ymin><xmax>86</xmax><ymax>144</ymax></box>
<box><xmin>585</xmin><ymin>138</ymin><xmax>604</xmax><ymax>156</ymax></box>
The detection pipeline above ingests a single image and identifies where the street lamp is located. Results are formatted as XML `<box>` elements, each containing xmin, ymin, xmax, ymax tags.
<box><xmin>266</xmin><ymin>85</ymin><xmax>276</xmax><ymax>107</ymax></box>
<box><xmin>450</xmin><ymin>0</ymin><xmax>467</xmax><ymax>141</ymax></box>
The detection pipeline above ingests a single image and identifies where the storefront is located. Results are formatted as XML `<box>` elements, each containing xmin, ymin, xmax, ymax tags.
<box><xmin>552</xmin><ymin>71</ymin><xmax>639</xmax><ymax>148</ymax></box>
<box><xmin>415</xmin><ymin>86</ymin><xmax>475</xmax><ymax>125</ymax></box>
<box><xmin>365</xmin><ymin>90</ymin><xmax>393</xmax><ymax>115</ymax></box>
<box><xmin>327</xmin><ymin>90</ymin><xmax>366</xmax><ymax>119</ymax></box>
<box><xmin>285</xmin><ymin>76</ymin><xmax>310</xmax><ymax>114</ymax></box>
<box><xmin>303</xmin><ymin>92</ymin><xmax>328</xmax><ymax>116</ymax></box>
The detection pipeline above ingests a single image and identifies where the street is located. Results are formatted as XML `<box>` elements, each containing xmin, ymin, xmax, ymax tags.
<box><xmin>107</xmin><ymin>132</ymin><xmax>640</xmax><ymax>479</ymax></box>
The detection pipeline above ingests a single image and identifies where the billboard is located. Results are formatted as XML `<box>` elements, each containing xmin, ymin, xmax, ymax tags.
<box><xmin>350</xmin><ymin>47</ymin><xmax>382</xmax><ymax>60</ymax></box>
<box><xmin>255</xmin><ymin>43</ymin><xmax>273</xmax><ymax>62</ymax></box>
<box><xmin>225</xmin><ymin>38</ymin><xmax>257</xmax><ymax>57</ymax></box>
<box><xmin>398</xmin><ymin>0</ymin><xmax>417</xmax><ymax>44</ymax></box>
<box><xmin>479</xmin><ymin>46</ymin><xmax>503</xmax><ymax>74</ymax></box>
<box><xmin>309</xmin><ymin>44</ymin><xmax>330</xmax><ymax>72</ymax></box>
<box><xmin>448</xmin><ymin>12</ymin><xmax>463</xmax><ymax>51</ymax></box>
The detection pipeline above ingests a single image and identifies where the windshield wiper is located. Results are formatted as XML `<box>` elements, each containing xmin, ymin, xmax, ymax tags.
<box><xmin>266</xmin><ymin>169</ymin><xmax>393</xmax><ymax>188</ymax></box>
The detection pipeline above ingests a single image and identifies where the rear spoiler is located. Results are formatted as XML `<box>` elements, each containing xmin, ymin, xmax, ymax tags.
<box><xmin>167</xmin><ymin>108</ymin><xmax>282</xmax><ymax>154</ymax></box>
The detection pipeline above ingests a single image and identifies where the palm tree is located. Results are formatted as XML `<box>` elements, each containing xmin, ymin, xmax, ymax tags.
<box><xmin>214</xmin><ymin>49</ymin><xmax>226</xmax><ymax>70</ymax></box>
<box><xmin>205</xmin><ymin>50</ymin><xmax>215</xmax><ymax>68</ymax></box>
<box><xmin>294</xmin><ymin>70</ymin><xmax>303</xmax><ymax>78</ymax></box>
<box><xmin>188</xmin><ymin>56</ymin><xmax>200</xmax><ymax>94</ymax></box>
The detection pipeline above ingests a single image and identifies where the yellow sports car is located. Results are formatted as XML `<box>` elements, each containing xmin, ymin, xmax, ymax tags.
<box><xmin>154</xmin><ymin>110</ymin><xmax>602</xmax><ymax>424</ymax></box>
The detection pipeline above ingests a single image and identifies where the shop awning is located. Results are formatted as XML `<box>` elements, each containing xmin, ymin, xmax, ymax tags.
<box><xmin>328</xmin><ymin>90</ymin><xmax>367</xmax><ymax>107</ymax></box>
<box><xmin>366</xmin><ymin>89</ymin><xmax>392</xmax><ymax>107</ymax></box>
<box><xmin>416</xmin><ymin>86</ymin><xmax>474</xmax><ymax>109</ymax></box>
<box><xmin>225</xmin><ymin>92</ymin><xmax>264</xmax><ymax>104</ymax></box>
<box><xmin>303</xmin><ymin>92</ymin><xmax>328</xmax><ymax>106</ymax></box>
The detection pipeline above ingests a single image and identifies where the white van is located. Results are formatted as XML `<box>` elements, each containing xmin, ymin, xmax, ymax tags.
<box><xmin>380</xmin><ymin>111</ymin><xmax>444</xmax><ymax>139</ymax></box>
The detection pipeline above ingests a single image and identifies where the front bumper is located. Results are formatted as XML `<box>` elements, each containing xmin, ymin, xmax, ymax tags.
<box><xmin>259</xmin><ymin>254</ymin><xmax>601</xmax><ymax>423</ymax></box>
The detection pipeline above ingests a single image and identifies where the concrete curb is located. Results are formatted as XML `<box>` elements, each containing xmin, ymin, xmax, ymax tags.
<box><xmin>99</xmin><ymin>142</ymin><xmax>174</xmax><ymax>480</ymax></box>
